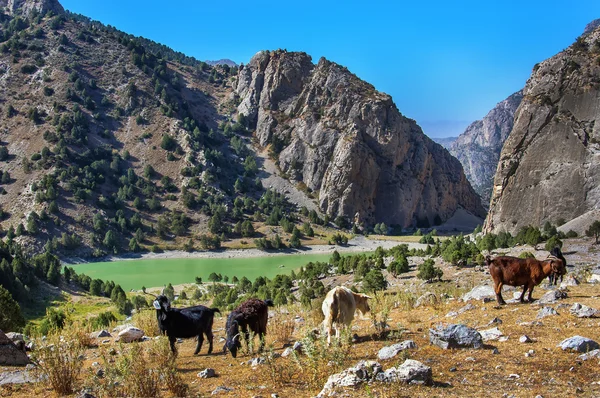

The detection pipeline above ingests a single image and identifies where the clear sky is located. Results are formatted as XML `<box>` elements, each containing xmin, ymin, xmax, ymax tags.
<box><xmin>59</xmin><ymin>0</ymin><xmax>600</xmax><ymax>138</ymax></box>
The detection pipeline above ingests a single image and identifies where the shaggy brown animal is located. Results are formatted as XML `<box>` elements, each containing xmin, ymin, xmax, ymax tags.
<box><xmin>224</xmin><ymin>298</ymin><xmax>273</xmax><ymax>358</ymax></box>
<box><xmin>486</xmin><ymin>250</ymin><xmax>566</xmax><ymax>305</ymax></box>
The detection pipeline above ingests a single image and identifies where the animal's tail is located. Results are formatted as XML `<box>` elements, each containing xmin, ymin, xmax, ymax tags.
<box><xmin>264</xmin><ymin>299</ymin><xmax>274</xmax><ymax>307</ymax></box>
<box><xmin>328</xmin><ymin>297</ymin><xmax>339</xmax><ymax>330</ymax></box>
<box><xmin>210</xmin><ymin>307</ymin><xmax>221</xmax><ymax>314</ymax></box>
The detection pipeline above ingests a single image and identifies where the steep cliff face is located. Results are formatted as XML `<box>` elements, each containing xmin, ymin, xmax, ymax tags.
<box><xmin>237</xmin><ymin>50</ymin><xmax>485</xmax><ymax>227</ymax></box>
<box><xmin>484</xmin><ymin>27</ymin><xmax>600</xmax><ymax>234</ymax></box>
<box><xmin>449</xmin><ymin>91</ymin><xmax>523</xmax><ymax>206</ymax></box>
<box><xmin>0</xmin><ymin>0</ymin><xmax>64</xmax><ymax>16</ymax></box>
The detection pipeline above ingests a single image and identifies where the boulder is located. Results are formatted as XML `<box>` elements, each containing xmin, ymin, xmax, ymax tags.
<box><xmin>317</xmin><ymin>360</ymin><xmax>382</xmax><ymax>397</ymax></box>
<box><xmin>558</xmin><ymin>336</ymin><xmax>599</xmax><ymax>352</ymax></box>
<box><xmin>429</xmin><ymin>324</ymin><xmax>483</xmax><ymax>349</ymax></box>
<box><xmin>570</xmin><ymin>303</ymin><xmax>600</xmax><ymax>318</ymax></box>
<box><xmin>116</xmin><ymin>327</ymin><xmax>144</xmax><ymax>343</ymax></box>
<box><xmin>537</xmin><ymin>290</ymin><xmax>568</xmax><ymax>305</ymax></box>
<box><xmin>0</xmin><ymin>330</ymin><xmax>29</xmax><ymax>366</ymax></box>
<box><xmin>374</xmin><ymin>359</ymin><xmax>433</xmax><ymax>385</ymax></box>
<box><xmin>536</xmin><ymin>307</ymin><xmax>558</xmax><ymax>319</ymax></box>
<box><xmin>461</xmin><ymin>285</ymin><xmax>495</xmax><ymax>302</ymax></box>
<box><xmin>479</xmin><ymin>327</ymin><xmax>504</xmax><ymax>342</ymax></box>
<box><xmin>377</xmin><ymin>340</ymin><xmax>417</xmax><ymax>360</ymax></box>
<box><xmin>457</xmin><ymin>303</ymin><xmax>476</xmax><ymax>314</ymax></box>
<box><xmin>519</xmin><ymin>335</ymin><xmax>533</xmax><ymax>343</ymax></box>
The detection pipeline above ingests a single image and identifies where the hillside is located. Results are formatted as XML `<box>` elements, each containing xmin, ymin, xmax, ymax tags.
<box><xmin>449</xmin><ymin>91</ymin><xmax>523</xmax><ymax>207</ymax></box>
<box><xmin>485</xmin><ymin>25</ymin><xmax>600</xmax><ymax>234</ymax></box>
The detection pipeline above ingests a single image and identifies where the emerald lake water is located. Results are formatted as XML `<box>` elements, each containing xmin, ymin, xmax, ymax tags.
<box><xmin>73</xmin><ymin>252</ymin><xmax>339</xmax><ymax>291</ymax></box>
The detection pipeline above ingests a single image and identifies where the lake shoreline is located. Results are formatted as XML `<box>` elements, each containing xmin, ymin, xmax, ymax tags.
<box><xmin>62</xmin><ymin>236</ymin><xmax>426</xmax><ymax>265</ymax></box>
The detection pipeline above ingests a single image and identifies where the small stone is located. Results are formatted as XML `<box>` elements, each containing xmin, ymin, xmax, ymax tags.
<box><xmin>492</xmin><ymin>348</ymin><xmax>499</xmax><ymax>354</ymax></box>
<box><xmin>519</xmin><ymin>335</ymin><xmax>532</xmax><ymax>343</ymax></box>
<box><xmin>537</xmin><ymin>307</ymin><xmax>558</xmax><ymax>319</ymax></box>
<box><xmin>508</xmin><ymin>374</ymin><xmax>520</xmax><ymax>379</ymax></box>
<box><xmin>449</xmin><ymin>367</ymin><xmax>457</xmax><ymax>372</ymax></box>
<box><xmin>96</xmin><ymin>369</ymin><xmax>104</xmax><ymax>378</ymax></box>
<box><xmin>212</xmin><ymin>386</ymin><xmax>234</xmax><ymax>395</ymax></box>
<box><xmin>198</xmin><ymin>368</ymin><xmax>216</xmax><ymax>378</ymax></box>
<box><xmin>102</xmin><ymin>340</ymin><xmax>110</xmax><ymax>344</ymax></box>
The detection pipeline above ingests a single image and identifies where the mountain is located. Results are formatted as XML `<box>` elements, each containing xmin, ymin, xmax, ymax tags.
<box><xmin>449</xmin><ymin>91</ymin><xmax>523</xmax><ymax>206</ymax></box>
<box><xmin>236</xmin><ymin>50</ymin><xmax>485</xmax><ymax>228</ymax></box>
<box><xmin>0</xmin><ymin>0</ymin><xmax>484</xmax><ymax>258</ymax></box>
<box><xmin>583</xmin><ymin>19</ymin><xmax>600</xmax><ymax>35</ymax></box>
<box><xmin>484</xmin><ymin>25</ymin><xmax>600</xmax><ymax>234</ymax></box>
<box><xmin>0</xmin><ymin>5</ymin><xmax>255</xmax><ymax>256</ymax></box>
<box><xmin>206</xmin><ymin>59</ymin><xmax>237</xmax><ymax>67</ymax></box>
<box><xmin>0</xmin><ymin>0</ymin><xmax>63</xmax><ymax>16</ymax></box>
<box><xmin>432</xmin><ymin>136</ymin><xmax>457</xmax><ymax>150</ymax></box>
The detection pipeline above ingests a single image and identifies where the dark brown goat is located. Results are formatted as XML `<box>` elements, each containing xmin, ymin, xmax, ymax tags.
<box><xmin>486</xmin><ymin>250</ymin><xmax>566</xmax><ymax>305</ymax></box>
<box><xmin>224</xmin><ymin>298</ymin><xmax>273</xmax><ymax>358</ymax></box>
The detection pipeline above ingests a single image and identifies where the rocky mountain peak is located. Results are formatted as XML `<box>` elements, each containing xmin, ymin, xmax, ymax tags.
<box><xmin>236</xmin><ymin>50</ymin><xmax>485</xmax><ymax>228</ymax></box>
<box><xmin>449</xmin><ymin>90</ymin><xmax>523</xmax><ymax>206</ymax></box>
<box><xmin>583</xmin><ymin>19</ymin><xmax>600</xmax><ymax>36</ymax></box>
<box><xmin>0</xmin><ymin>0</ymin><xmax>64</xmax><ymax>16</ymax></box>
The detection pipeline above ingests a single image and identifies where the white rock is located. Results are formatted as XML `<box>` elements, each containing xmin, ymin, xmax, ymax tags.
<box><xmin>117</xmin><ymin>327</ymin><xmax>144</xmax><ymax>343</ymax></box>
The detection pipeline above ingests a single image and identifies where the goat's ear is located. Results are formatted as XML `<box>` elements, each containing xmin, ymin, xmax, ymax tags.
<box><xmin>153</xmin><ymin>300</ymin><xmax>161</xmax><ymax>310</ymax></box>
<box><xmin>233</xmin><ymin>313</ymin><xmax>244</xmax><ymax>322</ymax></box>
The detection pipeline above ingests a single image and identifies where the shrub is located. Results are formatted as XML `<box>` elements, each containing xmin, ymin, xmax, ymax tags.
<box><xmin>518</xmin><ymin>251</ymin><xmax>535</xmax><ymax>259</ymax></box>
<box><xmin>31</xmin><ymin>336</ymin><xmax>84</xmax><ymax>395</ymax></box>
<box><xmin>417</xmin><ymin>259</ymin><xmax>443</xmax><ymax>282</ymax></box>
<box><xmin>388</xmin><ymin>256</ymin><xmax>409</xmax><ymax>276</ymax></box>
<box><xmin>544</xmin><ymin>235</ymin><xmax>563</xmax><ymax>252</ymax></box>
<box><xmin>90</xmin><ymin>311</ymin><xmax>117</xmax><ymax>330</ymax></box>
<box><xmin>20</xmin><ymin>64</ymin><xmax>38</xmax><ymax>74</ymax></box>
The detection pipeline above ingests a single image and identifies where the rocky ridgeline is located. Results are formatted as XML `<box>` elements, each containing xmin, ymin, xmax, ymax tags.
<box><xmin>485</xmin><ymin>24</ymin><xmax>600</xmax><ymax>234</ymax></box>
<box><xmin>449</xmin><ymin>90</ymin><xmax>523</xmax><ymax>207</ymax></box>
<box><xmin>236</xmin><ymin>50</ymin><xmax>485</xmax><ymax>228</ymax></box>
<box><xmin>0</xmin><ymin>0</ymin><xmax>64</xmax><ymax>16</ymax></box>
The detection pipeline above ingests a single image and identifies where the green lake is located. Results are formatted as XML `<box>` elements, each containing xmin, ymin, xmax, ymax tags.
<box><xmin>72</xmin><ymin>252</ymin><xmax>340</xmax><ymax>291</ymax></box>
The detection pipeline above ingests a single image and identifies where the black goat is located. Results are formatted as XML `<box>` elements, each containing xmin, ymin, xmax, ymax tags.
<box><xmin>548</xmin><ymin>247</ymin><xmax>567</xmax><ymax>285</ymax></box>
<box><xmin>151</xmin><ymin>294</ymin><xmax>220</xmax><ymax>355</ymax></box>
<box><xmin>224</xmin><ymin>298</ymin><xmax>273</xmax><ymax>358</ymax></box>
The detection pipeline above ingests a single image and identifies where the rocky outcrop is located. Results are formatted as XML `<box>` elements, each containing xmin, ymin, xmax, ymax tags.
<box><xmin>449</xmin><ymin>91</ymin><xmax>523</xmax><ymax>206</ymax></box>
<box><xmin>0</xmin><ymin>0</ymin><xmax>64</xmax><ymax>16</ymax></box>
<box><xmin>484</xmin><ymin>26</ymin><xmax>600</xmax><ymax>234</ymax></box>
<box><xmin>0</xmin><ymin>330</ymin><xmax>29</xmax><ymax>366</ymax></box>
<box><xmin>583</xmin><ymin>19</ymin><xmax>600</xmax><ymax>35</ymax></box>
<box><xmin>237</xmin><ymin>50</ymin><xmax>485</xmax><ymax>227</ymax></box>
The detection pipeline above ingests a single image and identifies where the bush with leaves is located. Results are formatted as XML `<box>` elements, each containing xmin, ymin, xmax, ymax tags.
<box><xmin>0</xmin><ymin>285</ymin><xmax>25</xmax><ymax>332</ymax></box>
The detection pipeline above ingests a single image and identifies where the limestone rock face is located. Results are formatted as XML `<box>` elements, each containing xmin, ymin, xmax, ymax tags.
<box><xmin>449</xmin><ymin>91</ymin><xmax>523</xmax><ymax>206</ymax></box>
<box><xmin>485</xmin><ymin>26</ymin><xmax>600</xmax><ymax>234</ymax></box>
<box><xmin>1</xmin><ymin>0</ymin><xmax>64</xmax><ymax>16</ymax></box>
<box><xmin>237</xmin><ymin>50</ymin><xmax>485</xmax><ymax>227</ymax></box>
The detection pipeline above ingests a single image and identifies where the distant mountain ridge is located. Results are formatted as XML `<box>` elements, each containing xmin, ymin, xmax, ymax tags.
<box><xmin>206</xmin><ymin>59</ymin><xmax>237</xmax><ymax>67</ymax></box>
<box><xmin>432</xmin><ymin>136</ymin><xmax>457</xmax><ymax>150</ymax></box>
<box><xmin>449</xmin><ymin>90</ymin><xmax>523</xmax><ymax>206</ymax></box>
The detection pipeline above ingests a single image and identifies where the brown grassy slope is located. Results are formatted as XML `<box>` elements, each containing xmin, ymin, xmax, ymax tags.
<box><xmin>0</xmin><ymin>15</ymin><xmax>239</xmax><ymax>253</ymax></box>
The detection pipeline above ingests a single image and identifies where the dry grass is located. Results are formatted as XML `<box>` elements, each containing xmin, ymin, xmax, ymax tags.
<box><xmin>30</xmin><ymin>336</ymin><xmax>85</xmax><ymax>395</ymax></box>
<box><xmin>8</xmin><ymin>280</ymin><xmax>600</xmax><ymax>397</ymax></box>
<box><xmin>132</xmin><ymin>308</ymin><xmax>161</xmax><ymax>337</ymax></box>
<box><xmin>267</xmin><ymin>310</ymin><xmax>297</xmax><ymax>348</ymax></box>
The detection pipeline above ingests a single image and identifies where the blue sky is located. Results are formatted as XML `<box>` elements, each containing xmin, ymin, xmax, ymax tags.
<box><xmin>60</xmin><ymin>0</ymin><xmax>600</xmax><ymax>137</ymax></box>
